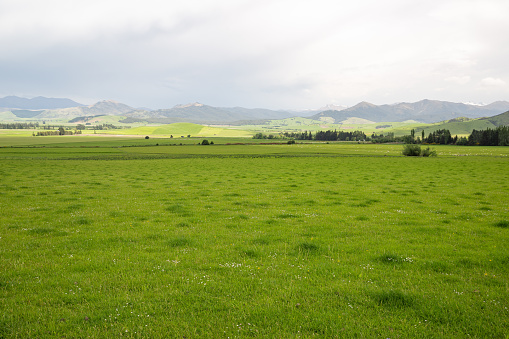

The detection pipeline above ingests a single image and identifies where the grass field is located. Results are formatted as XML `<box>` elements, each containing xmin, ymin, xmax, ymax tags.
<box><xmin>96</xmin><ymin>123</ymin><xmax>253</xmax><ymax>138</ymax></box>
<box><xmin>235</xmin><ymin>117</ymin><xmax>425</xmax><ymax>137</ymax></box>
<box><xmin>0</xmin><ymin>115</ymin><xmax>497</xmax><ymax>140</ymax></box>
<box><xmin>0</xmin><ymin>138</ymin><xmax>508</xmax><ymax>338</ymax></box>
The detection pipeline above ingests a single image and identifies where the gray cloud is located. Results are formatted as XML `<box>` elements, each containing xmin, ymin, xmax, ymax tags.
<box><xmin>1</xmin><ymin>0</ymin><xmax>508</xmax><ymax>109</ymax></box>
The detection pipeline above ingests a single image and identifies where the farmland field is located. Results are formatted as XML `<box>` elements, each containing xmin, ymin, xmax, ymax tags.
<box><xmin>1</xmin><ymin>139</ymin><xmax>508</xmax><ymax>338</ymax></box>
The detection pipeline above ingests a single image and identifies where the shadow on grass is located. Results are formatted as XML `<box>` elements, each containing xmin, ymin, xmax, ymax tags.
<box><xmin>296</xmin><ymin>242</ymin><xmax>320</xmax><ymax>255</ymax></box>
<box><xmin>494</xmin><ymin>220</ymin><xmax>509</xmax><ymax>228</ymax></box>
<box><xmin>168</xmin><ymin>237</ymin><xmax>193</xmax><ymax>247</ymax></box>
<box><xmin>370</xmin><ymin>290</ymin><xmax>416</xmax><ymax>308</ymax></box>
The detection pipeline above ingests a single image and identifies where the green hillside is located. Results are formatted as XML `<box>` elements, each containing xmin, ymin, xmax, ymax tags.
<box><xmin>99</xmin><ymin>123</ymin><xmax>252</xmax><ymax>137</ymax></box>
<box><xmin>482</xmin><ymin>110</ymin><xmax>509</xmax><ymax>127</ymax></box>
<box><xmin>0</xmin><ymin>111</ymin><xmax>18</xmax><ymax>120</ymax></box>
<box><xmin>152</xmin><ymin>123</ymin><xmax>204</xmax><ymax>135</ymax></box>
<box><xmin>412</xmin><ymin>119</ymin><xmax>496</xmax><ymax>137</ymax></box>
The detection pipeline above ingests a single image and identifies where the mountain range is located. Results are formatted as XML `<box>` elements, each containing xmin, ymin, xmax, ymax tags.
<box><xmin>1</xmin><ymin>96</ymin><xmax>509</xmax><ymax>124</ymax></box>
<box><xmin>0</xmin><ymin>96</ymin><xmax>83</xmax><ymax>109</ymax></box>
<box><xmin>311</xmin><ymin>100</ymin><xmax>509</xmax><ymax>123</ymax></box>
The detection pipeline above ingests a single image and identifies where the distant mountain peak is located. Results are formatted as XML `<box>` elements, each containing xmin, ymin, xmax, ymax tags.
<box><xmin>174</xmin><ymin>102</ymin><xmax>204</xmax><ymax>109</ymax></box>
<box><xmin>317</xmin><ymin>104</ymin><xmax>347</xmax><ymax>111</ymax></box>
<box><xmin>352</xmin><ymin>101</ymin><xmax>377</xmax><ymax>108</ymax></box>
<box><xmin>463</xmin><ymin>102</ymin><xmax>487</xmax><ymax>106</ymax></box>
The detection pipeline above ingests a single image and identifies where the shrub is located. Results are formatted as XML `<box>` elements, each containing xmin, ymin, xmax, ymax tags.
<box><xmin>402</xmin><ymin>144</ymin><xmax>437</xmax><ymax>157</ymax></box>
<box><xmin>144</xmin><ymin>136</ymin><xmax>149</xmax><ymax>139</ymax></box>
<box><xmin>421</xmin><ymin>146</ymin><xmax>437</xmax><ymax>157</ymax></box>
<box><xmin>201</xmin><ymin>139</ymin><xmax>210</xmax><ymax>145</ymax></box>
<box><xmin>402</xmin><ymin>144</ymin><xmax>421</xmax><ymax>156</ymax></box>
<box><xmin>287</xmin><ymin>140</ymin><xmax>296</xmax><ymax>144</ymax></box>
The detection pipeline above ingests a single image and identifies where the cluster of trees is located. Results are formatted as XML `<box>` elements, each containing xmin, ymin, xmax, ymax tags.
<box><xmin>75</xmin><ymin>123</ymin><xmax>128</xmax><ymax>130</ymax></box>
<box><xmin>315</xmin><ymin>130</ymin><xmax>367</xmax><ymax>141</ymax></box>
<box><xmin>400</xmin><ymin>126</ymin><xmax>509</xmax><ymax>146</ymax></box>
<box><xmin>86</xmin><ymin>123</ymin><xmax>126</xmax><ymax>130</ymax></box>
<box><xmin>370</xmin><ymin>132</ymin><xmax>396</xmax><ymax>143</ymax></box>
<box><xmin>35</xmin><ymin>127</ymin><xmax>82</xmax><ymax>136</ymax></box>
<box><xmin>253</xmin><ymin>132</ymin><xmax>279</xmax><ymax>140</ymax></box>
<box><xmin>467</xmin><ymin>126</ymin><xmax>509</xmax><ymax>146</ymax></box>
<box><xmin>423</xmin><ymin>129</ymin><xmax>455</xmax><ymax>144</ymax></box>
<box><xmin>281</xmin><ymin>131</ymin><xmax>313</xmax><ymax>140</ymax></box>
<box><xmin>275</xmin><ymin>130</ymin><xmax>367</xmax><ymax>141</ymax></box>
<box><xmin>0</xmin><ymin>122</ymin><xmax>39</xmax><ymax>129</ymax></box>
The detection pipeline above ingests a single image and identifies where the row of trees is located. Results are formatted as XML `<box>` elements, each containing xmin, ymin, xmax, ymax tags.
<box><xmin>0</xmin><ymin>122</ymin><xmax>40</xmax><ymax>129</ymax></box>
<box><xmin>35</xmin><ymin>127</ymin><xmax>82</xmax><ymax>136</ymax></box>
<box><xmin>0</xmin><ymin>123</ymin><xmax>130</xmax><ymax>131</ymax></box>
<box><xmin>423</xmin><ymin>129</ymin><xmax>455</xmax><ymax>144</ymax></box>
<box><xmin>76</xmin><ymin>123</ymin><xmax>128</xmax><ymax>130</ymax></box>
<box><xmin>402</xmin><ymin>126</ymin><xmax>509</xmax><ymax>146</ymax></box>
<box><xmin>268</xmin><ymin>125</ymin><xmax>509</xmax><ymax>146</ymax></box>
<box><xmin>277</xmin><ymin>130</ymin><xmax>367</xmax><ymax>141</ymax></box>
<box><xmin>314</xmin><ymin>130</ymin><xmax>367</xmax><ymax>141</ymax></box>
<box><xmin>467</xmin><ymin>126</ymin><xmax>509</xmax><ymax>146</ymax></box>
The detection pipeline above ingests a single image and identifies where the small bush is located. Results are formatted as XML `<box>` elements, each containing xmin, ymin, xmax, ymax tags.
<box><xmin>402</xmin><ymin>144</ymin><xmax>437</xmax><ymax>157</ymax></box>
<box><xmin>287</xmin><ymin>140</ymin><xmax>296</xmax><ymax>144</ymax></box>
<box><xmin>201</xmin><ymin>139</ymin><xmax>210</xmax><ymax>145</ymax></box>
<box><xmin>421</xmin><ymin>146</ymin><xmax>437</xmax><ymax>157</ymax></box>
<box><xmin>145</xmin><ymin>136</ymin><xmax>149</xmax><ymax>139</ymax></box>
<box><xmin>402</xmin><ymin>144</ymin><xmax>421</xmax><ymax>156</ymax></box>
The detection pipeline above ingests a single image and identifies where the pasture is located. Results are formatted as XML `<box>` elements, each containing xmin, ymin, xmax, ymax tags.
<box><xmin>0</xmin><ymin>139</ymin><xmax>508</xmax><ymax>338</ymax></box>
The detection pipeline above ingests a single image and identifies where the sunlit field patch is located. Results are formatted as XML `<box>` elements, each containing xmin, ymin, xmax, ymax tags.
<box><xmin>0</xmin><ymin>141</ymin><xmax>508</xmax><ymax>337</ymax></box>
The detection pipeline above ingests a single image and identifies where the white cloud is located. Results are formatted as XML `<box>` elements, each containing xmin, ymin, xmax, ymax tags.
<box><xmin>445</xmin><ymin>76</ymin><xmax>471</xmax><ymax>85</ymax></box>
<box><xmin>481</xmin><ymin>77</ymin><xmax>507</xmax><ymax>87</ymax></box>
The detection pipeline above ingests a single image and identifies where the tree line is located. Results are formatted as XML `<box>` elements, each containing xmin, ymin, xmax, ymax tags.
<box><xmin>0</xmin><ymin>122</ymin><xmax>40</xmax><ymax>129</ymax></box>
<box><xmin>404</xmin><ymin>126</ymin><xmax>509</xmax><ymax>146</ymax></box>
<box><xmin>254</xmin><ymin>125</ymin><xmax>509</xmax><ymax>146</ymax></box>
<box><xmin>254</xmin><ymin>130</ymin><xmax>368</xmax><ymax>141</ymax></box>
<box><xmin>35</xmin><ymin>127</ymin><xmax>82</xmax><ymax>136</ymax></box>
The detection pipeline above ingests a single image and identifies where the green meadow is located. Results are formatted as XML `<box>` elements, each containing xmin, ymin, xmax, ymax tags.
<box><xmin>1</xmin><ymin>137</ymin><xmax>508</xmax><ymax>338</ymax></box>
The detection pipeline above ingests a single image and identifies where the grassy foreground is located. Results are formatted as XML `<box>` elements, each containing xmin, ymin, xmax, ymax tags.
<box><xmin>0</xmin><ymin>140</ymin><xmax>508</xmax><ymax>338</ymax></box>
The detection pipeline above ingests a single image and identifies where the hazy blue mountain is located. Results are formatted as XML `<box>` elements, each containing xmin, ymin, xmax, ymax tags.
<box><xmin>4</xmin><ymin>97</ymin><xmax>509</xmax><ymax>124</ymax></box>
<box><xmin>33</xmin><ymin>100</ymin><xmax>136</xmax><ymax>119</ymax></box>
<box><xmin>122</xmin><ymin>103</ymin><xmax>295</xmax><ymax>123</ymax></box>
<box><xmin>310</xmin><ymin>100</ymin><xmax>509</xmax><ymax>123</ymax></box>
<box><xmin>0</xmin><ymin>96</ymin><xmax>84</xmax><ymax>109</ymax></box>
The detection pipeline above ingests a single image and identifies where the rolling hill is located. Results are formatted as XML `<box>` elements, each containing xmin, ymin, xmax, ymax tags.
<box><xmin>102</xmin><ymin>122</ymin><xmax>252</xmax><ymax>137</ymax></box>
<box><xmin>2</xmin><ymin>96</ymin><xmax>509</xmax><ymax>128</ymax></box>
<box><xmin>404</xmin><ymin>110</ymin><xmax>509</xmax><ymax>137</ymax></box>
<box><xmin>35</xmin><ymin>100</ymin><xmax>135</xmax><ymax>119</ymax></box>
<box><xmin>121</xmin><ymin>103</ymin><xmax>295</xmax><ymax>124</ymax></box>
<box><xmin>479</xmin><ymin>110</ymin><xmax>509</xmax><ymax>127</ymax></box>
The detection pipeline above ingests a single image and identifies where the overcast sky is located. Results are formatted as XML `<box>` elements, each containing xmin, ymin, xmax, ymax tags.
<box><xmin>1</xmin><ymin>0</ymin><xmax>508</xmax><ymax>109</ymax></box>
